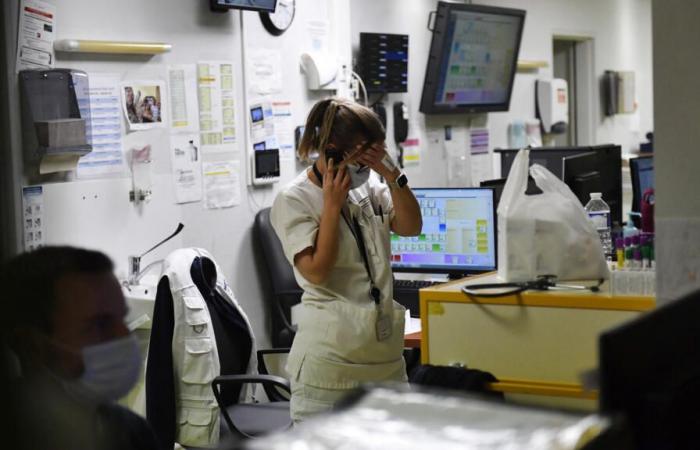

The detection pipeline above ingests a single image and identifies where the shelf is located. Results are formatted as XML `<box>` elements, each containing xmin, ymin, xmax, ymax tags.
<box><xmin>517</xmin><ymin>60</ymin><xmax>548</xmax><ymax>71</ymax></box>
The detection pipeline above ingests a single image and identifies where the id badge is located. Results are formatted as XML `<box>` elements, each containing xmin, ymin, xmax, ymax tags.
<box><xmin>375</xmin><ymin>309</ymin><xmax>392</xmax><ymax>341</ymax></box>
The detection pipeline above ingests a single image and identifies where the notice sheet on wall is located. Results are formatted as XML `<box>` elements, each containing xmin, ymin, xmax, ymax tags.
<box><xmin>168</xmin><ymin>64</ymin><xmax>199</xmax><ymax>134</ymax></box>
<box><xmin>197</xmin><ymin>61</ymin><xmax>237</xmax><ymax>153</ymax></box>
<box><xmin>16</xmin><ymin>0</ymin><xmax>56</xmax><ymax>72</ymax></box>
<box><xmin>170</xmin><ymin>134</ymin><xmax>202</xmax><ymax>204</ymax></box>
<box><xmin>470</xmin><ymin>128</ymin><xmax>490</xmax><ymax>155</ymax></box>
<box><xmin>203</xmin><ymin>160</ymin><xmax>240</xmax><ymax>209</ymax></box>
<box><xmin>272</xmin><ymin>100</ymin><xmax>295</xmax><ymax>160</ymax></box>
<box><xmin>77</xmin><ymin>73</ymin><xmax>125</xmax><ymax>178</ymax></box>
<box><xmin>22</xmin><ymin>186</ymin><xmax>44</xmax><ymax>251</ymax></box>
<box><xmin>402</xmin><ymin>137</ymin><xmax>421</xmax><ymax>167</ymax></box>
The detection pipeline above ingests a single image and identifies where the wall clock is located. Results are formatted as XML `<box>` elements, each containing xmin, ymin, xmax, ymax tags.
<box><xmin>260</xmin><ymin>0</ymin><xmax>295</xmax><ymax>36</ymax></box>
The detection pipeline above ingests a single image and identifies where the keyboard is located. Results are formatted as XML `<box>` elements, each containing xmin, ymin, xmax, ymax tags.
<box><xmin>393</xmin><ymin>279</ymin><xmax>443</xmax><ymax>317</ymax></box>
<box><xmin>393</xmin><ymin>279</ymin><xmax>440</xmax><ymax>289</ymax></box>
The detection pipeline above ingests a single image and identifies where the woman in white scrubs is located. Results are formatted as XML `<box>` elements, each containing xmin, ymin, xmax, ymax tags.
<box><xmin>270</xmin><ymin>98</ymin><xmax>422</xmax><ymax>422</ymax></box>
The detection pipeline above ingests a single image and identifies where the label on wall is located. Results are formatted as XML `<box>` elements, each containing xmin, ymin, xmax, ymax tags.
<box><xmin>22</xmin><ymin>186</ymin><xmax>45</xmax><ymax>251</ymax></box>
<box><xmin>16</xmin><ymin>0</ymin><xmax>56</xmax><ymax>72</ymax></box>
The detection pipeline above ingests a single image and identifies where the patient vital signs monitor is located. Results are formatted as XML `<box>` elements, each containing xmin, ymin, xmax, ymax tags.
<box><xmin>391</xmin><ymin>188</ymin><xmax>496</xmax><ymax>275</ymax></box>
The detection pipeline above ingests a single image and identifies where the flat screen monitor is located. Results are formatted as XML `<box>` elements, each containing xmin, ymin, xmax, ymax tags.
<box><xmin>630</xmin><ymin>156</ymin><xmax>654</xmax><ymax>214</ymax></box>
<box><xmin>391</xmin><ymin>188</ymin><xmax>496</xmax><ymax>275</ymax></box>
<box><xmin>563</xmin><ymin>152</ymin><xmax>603</xmax><ymax>208</ymax></box>
<box><xmin>496</xmin><ymin>145</ymin><xmax>622</xmax><ymax>226</ymax></box>
<box><xmin>419</xmin><ymin>2</ymin><xmax>525</xmax><ymax>114</ymax></box>
<box><xmin>209</xmin><ymin>0</ymin><xmax>276</xmax><ymax>12</ymax></box>
<box><xmin>599</xmin><ymin>288</ymin><xmax>700</xmax><ymax>448</ymax></box>
<box><xmin>480</xmin><ymin>177</ymin><xmax>542</xmax><ymax>209</ymax></box>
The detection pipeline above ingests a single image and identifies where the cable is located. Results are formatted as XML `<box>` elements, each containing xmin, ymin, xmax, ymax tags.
<box><xmin>351</xmin><ymin>70</ymin><xmax>368</xmax><ymax>106</ymax></box>
<box><xmin>462</xmin><ymin>275</ymin><xmax>604</xmax><ymax>298</ymax></box>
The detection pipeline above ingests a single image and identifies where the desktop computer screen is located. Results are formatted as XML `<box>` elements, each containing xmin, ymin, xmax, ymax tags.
<box><xmin>630</xmin><ymin>156</ymin><xmax>653</xmax><ymax>213</ymax></box>
<box><xmin>496</xmin><ymin>145</ymin><xmax>622</xmax><ymax>226</ymax></box>
<box><xmin>391</xmin><ymin>188</ymin><xmax>497</xmax><ymax>275</ymax></box>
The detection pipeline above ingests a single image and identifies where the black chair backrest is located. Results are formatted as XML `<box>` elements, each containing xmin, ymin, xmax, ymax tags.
<box><xmin>254</xmin><ymin>208</ymin><xmax>302</xmax><ymax>347</ymax></box>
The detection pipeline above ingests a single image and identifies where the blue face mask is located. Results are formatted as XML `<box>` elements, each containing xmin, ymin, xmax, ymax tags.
<box><xmin>345</xmin><ymin>162</ymin><xmax>371</xmax><ymax>189</ymax></box>
<box><xmin>52</xmin><ymin>334</ymin><xmax>142</xmax><ymax>402</ymax></box>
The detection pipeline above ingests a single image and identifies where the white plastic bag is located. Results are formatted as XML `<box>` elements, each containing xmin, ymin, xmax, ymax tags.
<box><xmin>497</xmin><ymin>149</ymin><xmax>609</xmax><ymax>282</ymax></box>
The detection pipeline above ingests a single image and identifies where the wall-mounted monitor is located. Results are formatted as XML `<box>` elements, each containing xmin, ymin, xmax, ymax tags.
<box><xmin>420</xmin><ymin>2</ymin><xmax>525</xmax><ymax>114</ymax></box>
<box><xmin>210</xmin><ymin>0</ymin><xmax>276</xmax><ymax>13</ymax></box>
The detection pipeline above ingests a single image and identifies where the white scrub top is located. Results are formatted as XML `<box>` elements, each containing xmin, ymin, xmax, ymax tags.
<box><xmin>270</xmin><ymin>169</ymin><xmax>407</xmax><ymax>390</ymax></box>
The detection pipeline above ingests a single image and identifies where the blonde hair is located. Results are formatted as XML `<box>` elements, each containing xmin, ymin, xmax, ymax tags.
<box><xmin>297</xmin><ymin>98</ymin><xmax>385</xmax><ymax>162</ymax></box>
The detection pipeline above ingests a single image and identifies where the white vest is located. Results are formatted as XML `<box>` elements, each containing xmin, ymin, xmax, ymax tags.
<box><xmin>162</xmin><ymin>248</ymin><xmax>257</xmax><ymax>448</ymax></box>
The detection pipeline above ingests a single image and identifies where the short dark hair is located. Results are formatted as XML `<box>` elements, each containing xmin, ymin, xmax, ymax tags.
<box><xmin>1</xmin><ymin>246</ymin><xmax>114</xmax><ymax>336</ymax></box>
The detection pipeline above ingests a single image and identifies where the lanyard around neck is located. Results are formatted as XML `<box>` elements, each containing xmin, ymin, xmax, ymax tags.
<box><xmin>312</xmin><ymin>162</ymin><xmax>381</xmax><ymax>305</ymax></box>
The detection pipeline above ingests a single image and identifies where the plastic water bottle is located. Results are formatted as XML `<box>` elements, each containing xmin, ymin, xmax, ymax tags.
<box><xmin>585</xmin><ymin>192</ymin><xmax>613</xmax><ymax>258</ymax></box>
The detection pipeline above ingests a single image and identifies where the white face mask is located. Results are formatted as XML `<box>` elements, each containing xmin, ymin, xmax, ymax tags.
<box><xmin>346</xmin><ymin>163</ymin><xmax>371</xmax><ymax>189</ymax></box>
<box><xmin>62</xmin><ymin>334</ymin><xmax>142</xmax><ymax>402</ymax></box>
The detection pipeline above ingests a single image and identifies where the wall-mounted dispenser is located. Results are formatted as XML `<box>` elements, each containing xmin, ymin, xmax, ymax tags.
<box><xmin>300</xmin><ymin>52</ymin><xmax>338</xmax><ymax>90</ymax></box>
<box><xmin>535</xmin><ymin>78</ymin><xmax>568</xmax><ymax>134</ymax></box>
<box><xmin>19</xmin><ymin>69</ymin><xmax>92</xmax><ymax>174</ymax></box>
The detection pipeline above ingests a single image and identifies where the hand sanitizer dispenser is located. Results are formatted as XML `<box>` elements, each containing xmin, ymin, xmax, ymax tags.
<box><xmin>536</xmin><ymin>78</ymin><xmax>569</xmax><ymax>134</ymax></box>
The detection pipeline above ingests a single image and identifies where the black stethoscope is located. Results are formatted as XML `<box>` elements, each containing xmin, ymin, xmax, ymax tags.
<box><xmin>462</xmin><ymin>275</ymin><xmax>604</xmax><ymax>298</ymax></box>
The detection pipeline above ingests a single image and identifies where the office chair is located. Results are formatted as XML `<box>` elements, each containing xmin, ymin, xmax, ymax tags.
<box><xmin>147</xmin><ymin>251</ymin><xmax>291</xmax><ymax>447</ymax></box>
<box><xmin>253</xmin><ymin>208</ymin><xmax>302</xmax><ymax>347</ymax></box>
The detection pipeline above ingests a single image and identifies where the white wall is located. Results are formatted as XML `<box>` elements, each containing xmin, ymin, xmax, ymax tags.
<box><xmin>11</xmin><ymin>0</ymin><xmax>351</xmax><ymax>347</ymax></box>
<box><xmin>350</xmin><ymin>0</ymin><xmax>653</xmax><ymax>186</ymax></box>
<box><xmin>4</xmin><ymin>0</ymin><xmax>655</xmax><ymax>345</ymax></box>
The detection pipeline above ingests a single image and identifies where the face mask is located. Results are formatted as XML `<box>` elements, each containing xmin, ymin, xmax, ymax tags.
<box><xmin>345</xmin><ymin>162</ymin><xmax>371</xmax><ymax>189</ymax></box>
<box><xmin>58</xmin><ymin>334</ymin><xmax>142</xmax><ymax>403</ymax></box>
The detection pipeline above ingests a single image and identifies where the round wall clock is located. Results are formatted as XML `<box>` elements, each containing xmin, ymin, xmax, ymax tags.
<box><xmin>260</xmin><ymin>0</ymin><xmax>295</xmax><ymax>36</ymax></box>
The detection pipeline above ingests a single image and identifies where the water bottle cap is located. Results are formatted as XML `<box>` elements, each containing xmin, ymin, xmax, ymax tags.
<box><xmin>590</xmin><ymin>192</ymin><xmax>602</xmax><ymax>199</ymax></box>
<box><xmin>632</xmin><ymin>235</ymin><xmax>640</xmax><ymax>245</ymax></box>
<box><xmin>624</xmin><ymin>237</ymin><xmax>632</xmax><ymax>246</ymax></box>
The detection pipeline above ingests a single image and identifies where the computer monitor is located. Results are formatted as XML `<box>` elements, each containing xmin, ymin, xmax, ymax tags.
<box><xmin>599</xmin><ymin>289</ymin><xmax>700</xmax><ymax>449</ymax></box>
<box><xmin>480</xmin><ymin>177</ymin><xmax>542</xmax><ymax>209</ymax></box>
<box><xmin>496</xmin><ymin>145</ymin><xmax>622</xmax><ymax>226</ymax></box>
<box><xmin>391</xmin><ymin>188</ymin><xmax>497</xmax><ymax>276</ymax></box>
<box><xmin>419</xmin><ymin>2</ymin><xmax>525</xmax><ymax>114</ymax></box>
<box><xmin>630</xmin><ymin>156</ymin><xmax>654</xmax><ymax>214</ymax></box>
<box><xmin>563</xmin><ymin>152</ymin><xmax>603</xmax><ymax>208</ymax></box>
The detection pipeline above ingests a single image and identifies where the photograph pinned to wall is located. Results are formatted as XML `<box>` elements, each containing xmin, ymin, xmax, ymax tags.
<box><xmin>121</xmin><ymin>81</ymin><xmax>166</xmax><ymax>131</ymax></box>
<box><xmin>203</xmin><ymin>160</ymin><xmax>241</xmax><ymax>209</ymax></box>
<box><xmin>22</xmin><ymin>185</ymin><xmax>45</xmax><ymax>251</ymax></box>
<box><xmin>77</xmin><ymin>73</ymin><xmax>125</xmax><ymax>178</ymax></box>
<box><xmin>170</xmin><ymin>134</ymin><xmax>202</xmax><ymax>204</ymax></box>
<box><xmin>16</xmin><ymin>0</ymin><xmax>56</xmax><ymax>72</ymax></box>
<box><xmin>197</xmin><ymin>61</ymin><xmax>237</xmax><ymax>153</ymax></box>
<box><xmin>168</xmin><ymin>64</ymin><xmax>199</xmax><ymax>134</ymax></box>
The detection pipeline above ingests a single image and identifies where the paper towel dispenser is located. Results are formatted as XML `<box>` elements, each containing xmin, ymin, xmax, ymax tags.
<box><xmin>19</xmin><ymin>69</ymin><xmax>92</xmax><ymax>174</ymax></box>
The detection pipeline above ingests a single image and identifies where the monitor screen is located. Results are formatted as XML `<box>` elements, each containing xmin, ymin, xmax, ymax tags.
<box><xmin>391</xmin><ymin>188</ymin><xmax>496</xmax><ymax>275</ymax></box>
<box><xmin>420</xmin><ymin>2</ymin><xmax>525</xmax><ymax>114</ymax></box>
<box><xmin>210</xmin><ymin>0</ymin><xmax>276</xmax><ymax>12</ymax></box>
<box><xmin>497</xmin><ymin>145</ymin><xmax>623</xmax><ymax>226</ymax></box>
<box><xmin>630</xmin><ymin>156</ymin><xmax>654</xmax><ymax>213</ymax></box>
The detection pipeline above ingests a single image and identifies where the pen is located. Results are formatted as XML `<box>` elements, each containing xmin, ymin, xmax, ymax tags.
<box><xmin>379</xmin><ymin>204</ymin><xmax>384</xmax><ymax>223</ymax></box>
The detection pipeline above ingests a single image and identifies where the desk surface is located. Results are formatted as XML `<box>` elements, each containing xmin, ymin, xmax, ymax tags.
<box><xmin>419</xmin><ymin>272</ymin><xmax>655</xmax><ymax>312</ymax></box>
